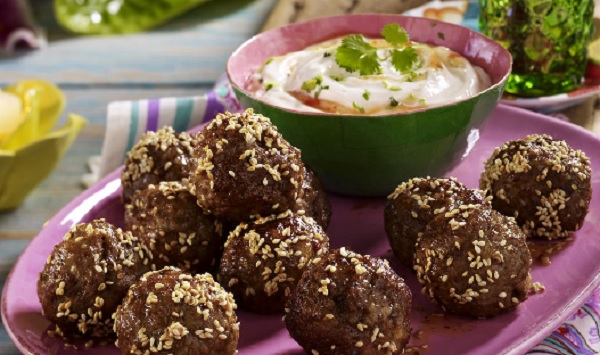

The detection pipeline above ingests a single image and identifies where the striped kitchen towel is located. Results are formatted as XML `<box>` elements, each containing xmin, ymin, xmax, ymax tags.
<box><xmin>83</xmin><ymin>75</ymin><xmax>242</xmax><ymax>186</ymax></box>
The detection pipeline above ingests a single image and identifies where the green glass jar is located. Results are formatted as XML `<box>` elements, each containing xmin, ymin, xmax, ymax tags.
<box><xmin>479</xmin><ymin>0</ymin><xmax>594</xmax><ymax>97</ymax></box>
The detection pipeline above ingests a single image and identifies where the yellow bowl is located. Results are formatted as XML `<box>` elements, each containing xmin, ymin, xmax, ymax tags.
<box><xmin>0</xmin><ymin>81</ymin><xmax>87</xmax><ymax>210</ymax></box>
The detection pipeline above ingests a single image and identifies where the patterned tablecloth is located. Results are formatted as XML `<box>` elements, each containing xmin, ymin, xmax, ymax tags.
<box><xmin>530</xmin><ymin>288</ymin><xmax>600</xmax><ymax>354</ymax></box>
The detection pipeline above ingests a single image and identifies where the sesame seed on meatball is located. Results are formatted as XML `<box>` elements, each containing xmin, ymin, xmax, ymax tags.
<box><xmin>37</xmin><ymin>219</ymin><xmax>154</xmax><ymax>339</ymax></box>
<box><xmin>191</xmin><ymin>109</ymin><xmax>306</xmax><ymax>222</ymax></box>
<box><xmin>124</xmin><ymin>181</ymin><xmax>224</xmax><ymax>273</ymax></box>
<box><xmin>385</xmin><ymin>177</ymin><xmax>489</xmax><ymax>267</ymax></box>
<box><xmin>114</xmin><ymin>267</ymin><xmax>239</xmax><ymax>355</ymax></box>
<box><xmin>218</xmin><ymin>210</ymin><xmax>329</xmax><ymax>313</ymax></box>
<box><xmin>414</xmin><ymin>205</ymin><xmax>532</xmax><ymax>318</ymax></box>
<box><xmin>121</xmin><ymin>127</ymin><xmax>198</xmax><ymax>205</ymax></box>
<box><xmin>480</xmin><ymin>134</ymin><xmax>592</xmax><ymax>240</ymax></box>
<box><xmin>285</xmin><ymin>248</ymin><xmax>412</xmax><ymax>354</ymax></box>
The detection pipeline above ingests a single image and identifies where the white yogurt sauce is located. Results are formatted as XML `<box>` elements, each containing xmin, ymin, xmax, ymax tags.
<box><xmin>250</xmin><ymin>38</ymin><xmax>491</xmax><ymax>115</ymax></box>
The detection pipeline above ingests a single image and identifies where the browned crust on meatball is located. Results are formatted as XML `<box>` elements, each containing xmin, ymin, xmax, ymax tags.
<box><xmin>121</xmin><ymin>127</ymin><xmax>198</xmax><ymax>205</ymax></box>
<box><xmin>191</xmin><ymin>109</ymin><xmax>306</xmax><ymax>222</ymax></box>
<box><xmin>414</xmin><ymin>205</ymin><xmax>532</xmax><ymax>318</ymax></box>
<box><xmin>285</xmin><ymin>248</ymin><xmax>412</xmax><ymax>355</ymax></box>
<box><xmin>480</xmin><ymin>134</ymin><xmax>592</xmax><ymax>240</ymax></box>
<box><xmin>218</xmin><ymin>210</ymin><xmax>329</xmax><ymax>313</ymax></box>
<box><xmin>385</xmin><ymin>177</ymin><xmax>489</xmax><ymax>267</ymax></box>
<box><xmin>114</xmin><ymin>267</ymin><xmax>239</xmax><ymax>355</ymax></box>
<box><xmin>295</xmin><ymin>167</ymin><xmax>332</xmax><ymax>229</ymax></box>
<box><xmin>125</xmin><ymin>181</ymin><xmax>224</xmax><ymax>273</ymax></box>
<box><xmin>37</xmin><ymin>219</ymin><xmax>154</xmax><ymax>339</ymax></box>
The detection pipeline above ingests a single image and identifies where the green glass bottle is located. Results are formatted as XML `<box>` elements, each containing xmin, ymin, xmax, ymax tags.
<box><xmin>54</xmin><ymin>0</ymin><xmax>210</xmax><ymax>35</ymax></box>
<box><xmin>479</xmin><ymin>0</ymin><xmax>594</xmax><ymax>97</ymax></box>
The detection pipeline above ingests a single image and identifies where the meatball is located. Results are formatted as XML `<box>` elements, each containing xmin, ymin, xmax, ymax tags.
<box><xmin>218</xmin><ymin>210</ymin><xmax>329</xmax><ymax>313</ymax></box>
<box><xmin>114</xmin><ymin>267</ymin><xmax>239</xmax><ymax>355</ymax></box>
<box><xmin>414</xmin><ymin>205</ymin><xmax>532</xmax><ymax>318</ymax></box>
<box><xmin>125</xmin><ymin>181</ymin><xmax>224</xmax><ymax>273</ymax></box>
<box><xmin>191</xmin><ymin>109</ymin><xmax>306</xmax><ymax>222</ymax></box>
<box><xmin>295</xmin><ymin>167</ymin><xmax>332</xmax><ymax>229</ymax></box>
<box><xmin>480</xmin><ymin>134</ymin><xmax>592</xmax><ymax>239</ymax></box>
<box><xmin>385</xmin><ymin>177</ymin><xmax>489</xmax><ymax>267</ymax></box>
<box><xmin>285</xmin><ymin>248</ymin><xmax>412</xmax><ymax>355</ymax></box>
<box><xmin>121</xmin><ymin>126</ymin><xmax>197</xmax><ymax>204</ymax></box>
<box><xmin>37</xmin><ymin>219</ymin><xmax>154</xmax><ymax>339</ymax></box>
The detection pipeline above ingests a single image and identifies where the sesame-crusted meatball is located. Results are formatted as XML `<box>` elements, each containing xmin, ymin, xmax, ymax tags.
<box><xmin>121</xmin><ymin>127</ymin><xmax>198</xmax><ymax>204</ymax></box>
<box><xmin>414</xmin><ymin>205</ymin><xmax>532</xmax><ymax>318</ymax></box>
<box><xmin>480</xmin><ymin>134</ymin><xmax>592</xmax><ymax>239</ymax></box>
<box><xmin>385</xmin><ymin>177</ymin><xmax>489</xmax><ymax>267</ymax></box>
<box><xmin>37</xmin><ymin>219</ymin><xmax>154</xmax><ymax>339</ymax></box>
<box><xmin>191</xmin><ymin>109</ymin><xmax>306</xmax><ymax>222</ymax></box>
<box><xmin>218</xmin><ymin>210</ymin><xmax>329</xmax><ymax>313</ymax></box>
<box><xmin>114</xmin><ymin>267</ymin><xmax>239</xmax><ymax>355</ymax></box>
<box><xmin>285</xmin><ymin>248</ymin><xmax>412</xmax><ymax>355</ymax></box>
<box><xmin>125</xmin><ymin>181</ymin><xmax>224</xmax><ymax>273</ymax></box>
<box><xmin>295</xmin><ymin>167</ymin><xmax>332</xmax><ymax>229</ymax></box>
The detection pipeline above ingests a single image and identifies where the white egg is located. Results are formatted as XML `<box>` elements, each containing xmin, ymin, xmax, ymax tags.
<box><xmin>0</xmin><ymin>90</ymin><xmax>24</xmax><ymax>141</ymax></box>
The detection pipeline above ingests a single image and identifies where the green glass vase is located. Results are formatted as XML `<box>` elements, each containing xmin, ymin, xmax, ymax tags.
<box><xmin>480</xmin><ymin>0</ymin><xmax>594</xmax><ymax>97</ymax></box>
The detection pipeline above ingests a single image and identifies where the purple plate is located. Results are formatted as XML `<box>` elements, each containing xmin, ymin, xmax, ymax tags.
<box><xmin>3</xmin><ymin>104</ymin><xmax>600</xmax><ymax>354</ymax></box>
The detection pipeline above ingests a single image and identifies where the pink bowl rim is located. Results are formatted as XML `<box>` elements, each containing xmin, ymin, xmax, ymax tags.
<box><xmin>226</xmin><ymin>14</ymin><xmax>512</xmax><ymax>118</ymax></box>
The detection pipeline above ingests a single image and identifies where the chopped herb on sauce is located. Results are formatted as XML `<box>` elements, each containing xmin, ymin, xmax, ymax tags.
<box><xmin>264</xmin><ymin>81</ymin><xmax>275</xmax><ymax>91</ymax></box>
<box><xmin>353</xmin><ymin>101</ymin><xmax>365</xmax><ymax>113</ymax></box>
<box><xmin>363</xmin><ymin>89</ymin><xmax>371</xmax><ymax>100</ymax></box>
<box><xmin>302</xmin><ymin>73</ymin><xmax>323</xmax><ymax>92</ymax></box>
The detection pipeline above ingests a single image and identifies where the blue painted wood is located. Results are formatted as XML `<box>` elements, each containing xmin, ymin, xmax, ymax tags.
<box><xmin>0</xmin><ymin>0</ymin><xmax>276</xmax><ymax>85</ymax></box>
<box><xmin>60</xmin><ymin>86</ymin><xmax>212</xmax><ymax>125</ymax></box>
<box><xmin>0</xmin><ymin>240</ymin><xmax>30</xmax><ymax>354</ymax></box>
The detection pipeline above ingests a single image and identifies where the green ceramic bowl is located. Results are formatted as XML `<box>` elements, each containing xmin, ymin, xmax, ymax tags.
<box><xmin>227</xmin><ymin>14</ymin><xmax>511</xmax><ymax>196</ymax></box>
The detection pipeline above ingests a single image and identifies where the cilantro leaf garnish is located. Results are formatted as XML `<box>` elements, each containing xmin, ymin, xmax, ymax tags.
<box><xmin>335</xmin><ymin>23</ymin><xmax>420</xmax><ymax>76</ymax></box>
<box><xmin>391</xmin><ymin>46</ymin><xmax>419</xmax><ymax>74</ymax></box>
<box><xmin>381</xmin><ymin>23</ymin><xmax>409</xmax><ymax>47</ymax></box>
<box><xmin>335</xmin><ymin>34</ymin><xmax>381</xmax><ymax>76</ymax></box>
